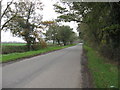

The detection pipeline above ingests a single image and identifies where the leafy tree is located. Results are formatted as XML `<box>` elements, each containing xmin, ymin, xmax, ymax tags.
<box><xmin>59</xmin><ymin>25</ymin><xmax>73</xmax><ymax>46</ymax></box>
<box><xmin>54</xmin><ymin>2</ymin><xmax>120</xmax><ymax>61</ymax></box>
<box><xmin>0</xmin><ymin>0</ymin><xmax>18</xmax><ymax>51</ymax></box>
<box><xmin>7</xmin><ymin>0</ymin><xmax>44</xmax><ymax>50</ymax></box>
<box><xmin>45</xmin><ymin>24</ymin><xmax>61</xmax><ymax>45</ymax></box>
<box><xmin>41</xmin><ymin>21</ymin><xmax>55</xmax><ymax>28</ymax></box>
<box><xmin>1</xmin><ymin>0</ymin><xmax>18</xmax><ymax>30</ymax></box>
<box><xmin>69</xmin><ymin>32</ymin><xmax>78</xmax><ymax>44</ymax></box>
<box><xmin>45</xmin><ymin>24</ymin><xmax>76</xmax><ymax>46</ymax></box>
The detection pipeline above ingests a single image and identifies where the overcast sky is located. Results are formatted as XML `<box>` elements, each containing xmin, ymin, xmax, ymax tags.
<box><xmin>1</xmin><ymin>0</ymin><xmax>78</xmax><ymax>42</ymax></box>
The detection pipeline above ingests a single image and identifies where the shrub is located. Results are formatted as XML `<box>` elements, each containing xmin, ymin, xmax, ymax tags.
<box><xmin>99</xmin><ymin>45</ymin><xmax>119</xmax><ymax>61</ymax></box>
<box><xmin>2</xmin><ymin>46</ymin><xmax>28</xmax><ymax>54</ymax></box>
<box><xmin>40</xmin><ymin>40</ymin><xmax>47</xmax><ymax>48</ymax></box>
<box><xmin>31</xmin><ymin>44</ymin><xmax>42</xmax><ymax>50</ymax></box>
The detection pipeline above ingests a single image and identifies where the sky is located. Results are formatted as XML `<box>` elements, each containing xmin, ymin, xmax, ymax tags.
<box><xmin>1</xmin><ymin>0</ymin><xmax>78</xmax><ymax>42</ymax></box>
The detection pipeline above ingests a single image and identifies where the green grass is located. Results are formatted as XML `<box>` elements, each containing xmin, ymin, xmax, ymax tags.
<box><xmin>84</xmin><ymin>45</ymin><xmax>118</xmax><ymax>88</ymax></box>
<box><xmin>2</xmin><ymin>43</ymin><xmax>26</xmax><ymax>46</ymax></box>
<box><xmin>1</xmin><ymin>44</ymin><xmax>76</xmax><ymax>63</ymax></box>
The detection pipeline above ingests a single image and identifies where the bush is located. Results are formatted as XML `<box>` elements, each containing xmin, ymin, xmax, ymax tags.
<box><xmin>31</xmin><ymin>40</ymin><xmax>47</xmax><ymax>50</ymax></box>
<box><xmin>31</xmin><ymin>44</ymin><xmax>42</xmax><ymax>50</ymax></box>
<box><xmin>99</xmin><ymin>45</ymin><xmax>120</xmax><ymax>61</ymax></box>
<box><xmin>40</xmin><ymin>40</ymin><xmax>47</xmax><ymax>48</ymax></box>
<box><xmin>2</xmin><ymin>46</ymin><xmax>28</xmax><ymax>54</ymax></box>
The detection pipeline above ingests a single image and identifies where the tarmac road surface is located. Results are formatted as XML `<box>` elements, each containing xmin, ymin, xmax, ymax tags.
<box><xmin>2</xmin><ymin>44</ymin><xmax>83</xmax><ymax>88</ymax></box>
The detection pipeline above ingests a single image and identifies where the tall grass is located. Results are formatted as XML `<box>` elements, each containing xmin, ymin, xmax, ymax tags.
<box><xmin>84</xmin><ymin>45</ymin><xmax>118</xmax><ymax>88</ymax></box>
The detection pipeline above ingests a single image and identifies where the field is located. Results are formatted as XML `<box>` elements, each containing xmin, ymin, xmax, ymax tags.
<box><xmin>2</xmin><ymin>43</ymin><xmax>53</xmax><ymax>54</ymax></box>
<box><xmin>84</xmin><ymin>45</ymin><xmax>118</xmax><ymax>88</ymax></box>
<box><xmin>2</xmin><ymin>43</ymin><xmax>26</xmax><ymax>46</ymax></box>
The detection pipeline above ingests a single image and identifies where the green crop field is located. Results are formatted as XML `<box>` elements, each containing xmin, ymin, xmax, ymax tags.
<box><xmin>2</xmin><ymin>43</ymin><xmax>26</xmax><ymax>46</ymax></box>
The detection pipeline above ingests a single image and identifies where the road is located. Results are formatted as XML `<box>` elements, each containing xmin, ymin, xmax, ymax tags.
<box><xmin>2</xmin><ymin>44</ymin><xmax>83</xmax><ymax>88</ymax></box>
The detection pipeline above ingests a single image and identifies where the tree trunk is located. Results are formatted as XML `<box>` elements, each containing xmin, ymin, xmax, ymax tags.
<box><xmin>25</xmin><ymin>37</ymin><xmax>32</xmax><ymax>51</ymax></box>
<box><xmin>53</xmin><ymin>40</ymin><xmax>54</xmax><ymax>44</ymax></box>
<box><xmin>70</xmin><ymin>41</ymin><xmax>73</xmax><ymax>44</ymax></box>
<box><xmin>64</xmin><ymin>43</ymin><xmax>66</xmax><ymax>46</ymax></box>
<box><xmin>63</xmin><ymin>40</ymin><xmax>66</xmax><ymax>46</ymax></box>
<box><xmin>57</xmin><ymin>39</ymin><xmax>60</xmax><ymax>45</ymax></box>
<box><xmin>26</xmin><ymin>41</ymin><xmax>31</xmax><ymax>51</ymax></box>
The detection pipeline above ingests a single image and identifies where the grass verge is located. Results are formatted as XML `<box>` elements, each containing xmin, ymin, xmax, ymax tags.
<box><xmin>84</xmin><ymin>45</ymin><xmax>118</xmax><ymax>88</ymax></box>
<box><xmin>1</xmin><ymin>44</ymin><xmax>76</xmax><ymax>63</ymax></box>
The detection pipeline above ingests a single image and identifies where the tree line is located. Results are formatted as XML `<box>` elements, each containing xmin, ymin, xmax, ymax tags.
<box><xmin>1</xmin><ymin>0</ymin><xmax>78</xmax><ymax>51</ymax></box>
<box><xmin>45</xmin><ymin>24</ymin><xmax>77</xmax><ymax>46</ymax></box>
<box><xmin>54</xmin><ymin>2</ymin><xmax>120</xmax><ymax>61</ymax></box>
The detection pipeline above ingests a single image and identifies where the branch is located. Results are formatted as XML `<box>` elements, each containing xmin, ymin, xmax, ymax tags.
<box><xmin>1</xmin><ymin>12</ymin><xmax>17</xmax><ymax>30</ymax></box>
<box><xmin>57</xmin><ymin>15</ymin><xmax>86</xmax><ymax>23</ymax></box>
<box><xmin>1</xmin><ymin>0</ymin><xmax>13</xmax><ymax>18</ymax></box>
<box><xmin>26</xmin><ymin>2</ymin><xmax>33</xmax><ymax>24</ymax></box>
